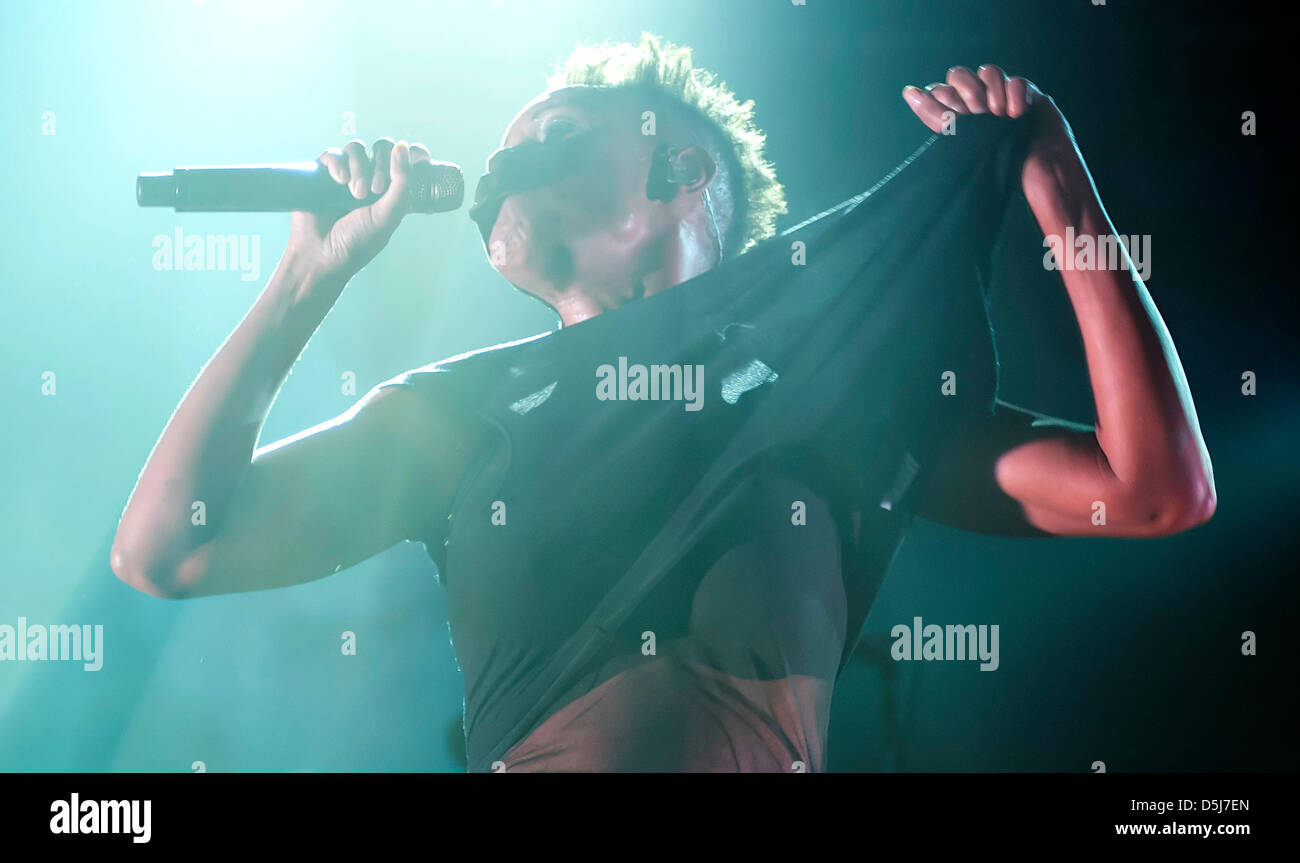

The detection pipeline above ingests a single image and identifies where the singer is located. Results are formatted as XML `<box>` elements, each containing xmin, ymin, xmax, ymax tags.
<box><xmin>110</xmin><ymin>34</ymin><xmax>1215</xmax><ymax>772</ymax></box>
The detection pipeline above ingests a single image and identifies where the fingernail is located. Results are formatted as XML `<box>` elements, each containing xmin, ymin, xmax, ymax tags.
<box><xmin>902</xmin><ymin>86</ymin><xmax>922</xmax><ymax>106</ymax></box>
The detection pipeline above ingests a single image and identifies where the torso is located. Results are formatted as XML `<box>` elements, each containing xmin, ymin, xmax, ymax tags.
<box><xmin>494</xmin><ymin>467</ymin><xmax>848</xmax><ymax>772</ymax></box>
<box><xmin>434</xmin><ymin>427</ymin><xmax>906</xmax><ymax>772</ymax></box>
<box><xmin>389</xmin><ymin>318</ymin><xmax>918</xmax><ymax>773</ymax></box>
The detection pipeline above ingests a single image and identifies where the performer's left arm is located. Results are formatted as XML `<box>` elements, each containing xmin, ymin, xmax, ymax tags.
<box><xmin>902</xmin><ymin>64</ymin><xmax>1216</xmax><ymax>537</ymax></box>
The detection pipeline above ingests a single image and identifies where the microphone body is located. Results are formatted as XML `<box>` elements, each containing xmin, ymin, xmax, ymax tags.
<box><xmin>136</xmin><ymin>161</ymin><xmax>464</xmax><ymax>214</ymax></box>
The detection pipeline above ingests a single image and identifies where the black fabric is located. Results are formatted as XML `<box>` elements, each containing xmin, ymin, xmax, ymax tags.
<box><xmin>380</xmin><ymin>114</ymin><xmax>1034</xmax><ymax>771</ymax></box>
<box><xmin>467</xmin><ymin>129</ymin><xmax>602</xmax><ymax>247</ymax></box>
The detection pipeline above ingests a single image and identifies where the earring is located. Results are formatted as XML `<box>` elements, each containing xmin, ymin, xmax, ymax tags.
<box><xmin>647</xmin><ymin>143</ymin><xmax>726</xmax><ymax>261</ymax></box>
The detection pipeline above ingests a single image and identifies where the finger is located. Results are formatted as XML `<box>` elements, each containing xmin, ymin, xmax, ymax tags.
<box><xmin>902</xmin><ymin>85</ymin><xmax>955</xmax><ymax>134</ymax></box>
<box><xmin>318</xmin><ymin>147</ymin><xmax>349</xmax><ymax>185</ymax></box>
<box><xmin>342</xmin><ymin>139</ymin><xmax>370</xmax><ymax>199</ymax></box>
<box><xmin>370</xmin><ymin>138</ymin><xmax>395</xmax><ymax>195</ymax></box>
<box><xmin>1006</xmin><ymin>76</ymin><xmax>1030</xmax><ymax>118</ymax></box>
<box><xmin>408</xmin><ymin>143</ymin><xmax>432</xmax><ymax>165</ymax></box>
<box><xmin>977</xmin><ymin>64</ymin><xmax>1008</xmax><ymax>115</ymax></box>
<box><xmin>369</xmin><ymin>140</ymin><xmax>413</xmax><ymax>231</ymax></box>
<box><xmin>925</xmin><ymin>82</ymin><xmax>969</xmax><ymax>114</ymax></box>
<box><xmin>945</xmin><ymin>65</ymin><xmax>988</xmax><ymax>113</ymax></box>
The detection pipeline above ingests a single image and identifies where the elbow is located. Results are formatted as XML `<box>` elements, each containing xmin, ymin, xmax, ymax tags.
<box><xmin>1136</xmin><ymin>470</ymin><xmax>1217</xmax><ymax>536</ymax></box>
<box><xmin>1176</xmin><ymin>478</ymin><xmax>1217</xmax><ymax>531</ymax></box>
<box><xmin>1167</xmin><ymin>453</ymin><xmax>1218</xmax><ymax>533</ymax></box>
<box><xmin>110</xmin><ymin>540</ymin><xmax>185</xmax><ymax>599</ymax></box>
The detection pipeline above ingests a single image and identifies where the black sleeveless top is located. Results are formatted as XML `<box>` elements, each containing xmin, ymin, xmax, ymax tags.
<box><xmin>381</xmin><ymin>337</ymin><xmax>914</xmax><ymax>771</ymax></box>
<box><xmin>378</xmin><ymin>114</ymin><xmax>1031</xmax><ymax>771</ymax></box>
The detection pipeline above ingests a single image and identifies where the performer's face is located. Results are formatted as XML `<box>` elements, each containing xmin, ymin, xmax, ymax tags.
<box><xmin>488</xmin><ymin>86</ymin><xmax>677</xmax><ymax>317</ymax></box>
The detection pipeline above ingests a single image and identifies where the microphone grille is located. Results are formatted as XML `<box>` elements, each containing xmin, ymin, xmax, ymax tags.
<box><xmin>410</xmin><ymin>161</ymin><xmax>465</xmax><ymax>213</ymax></box>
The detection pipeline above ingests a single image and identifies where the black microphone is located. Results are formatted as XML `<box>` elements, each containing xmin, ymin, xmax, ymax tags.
<box><xmin>136</xmin><ymin>160</ymin><xmax>464</xmax><ymax>214</ymax></box>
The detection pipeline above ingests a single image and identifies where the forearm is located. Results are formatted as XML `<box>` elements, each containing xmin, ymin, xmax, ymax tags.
<box><xmin>111</xmin><ymin>254</ymin><xmax>345</xmax><ymax>591</ymax></box>
<box><xmin>1020</xmin><ymin>145</ymin><xmax>1215</xmax><ymax>521</ymax></box>
<box><xmin>902</xmin><ymin>66</ymin><xmax>1214</xmax><ymax>535</ymax></box>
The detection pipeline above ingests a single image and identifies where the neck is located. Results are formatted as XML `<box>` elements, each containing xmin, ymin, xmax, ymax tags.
<box><xmin>641</xmin><ymin>211</ymin><xmax>719</xmax><ymax>300</ymax></box>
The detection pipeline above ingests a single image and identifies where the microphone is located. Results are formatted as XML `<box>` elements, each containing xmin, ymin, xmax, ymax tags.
<box><xmin>136</xmin><ymin>160</ymin><xmax>464</xmax><ymax>214</ymax></box>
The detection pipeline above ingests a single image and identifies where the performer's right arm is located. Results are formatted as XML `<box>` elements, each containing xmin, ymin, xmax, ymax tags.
<box><xmin>111</xmin><ymin>139</ymin><xmax>471</xmax><ymax>598</ymax></box>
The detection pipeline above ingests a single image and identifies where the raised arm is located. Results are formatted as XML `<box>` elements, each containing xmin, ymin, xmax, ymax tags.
<box><xmin>111</xmin><ymin>139</ymin><xmax>470</xmax><ymax>597</ymax></box>
<box><xmin>902</xmin><ymin>65</ymin><xmax>1215</xmax><ymax>537</ymax></box>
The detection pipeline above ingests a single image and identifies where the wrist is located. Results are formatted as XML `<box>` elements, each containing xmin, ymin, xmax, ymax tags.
<box><xmin>1022</xmin><ymin>132</ymin><xmax>1097</xmax><ymax>228</ymax></box>
<box><xmin>273</xmin><ymin>247</ymin><xmax>349</xmax><ymax>307</ymax></box>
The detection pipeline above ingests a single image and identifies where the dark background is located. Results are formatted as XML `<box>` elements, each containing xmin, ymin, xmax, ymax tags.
<box><xmin>0</xmin><ymin>0</ymin><xmax>1293</xmax><ymax>772</ymax></box>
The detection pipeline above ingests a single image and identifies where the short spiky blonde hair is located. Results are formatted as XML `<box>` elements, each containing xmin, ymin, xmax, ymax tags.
<box><xmin>547</xmin><ymin>32</ymin><xmax>787</xmax><ymax>255</ymax></box>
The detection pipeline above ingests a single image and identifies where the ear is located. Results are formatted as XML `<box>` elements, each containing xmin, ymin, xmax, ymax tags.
<box><xmin>669</xmin><ymin>146</ymin><xmax>717</xmax><ymax>194</ymax></box>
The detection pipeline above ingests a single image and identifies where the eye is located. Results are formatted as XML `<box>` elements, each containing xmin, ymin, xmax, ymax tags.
<box><xmin>539</xmin><ymin>116</ymin><xmax>579</xmax><ymax>142</ymax></box>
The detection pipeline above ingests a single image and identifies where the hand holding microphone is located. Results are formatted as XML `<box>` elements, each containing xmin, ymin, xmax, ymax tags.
<box><xmin>138</xmin><ymin>138</ymin><xmax>463</xmax><ymax>288</ymax></box>
<box><xmin>293</xmin><ymin>138</ymin><xmax>443</xmax><ymax>285</ymax></box>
